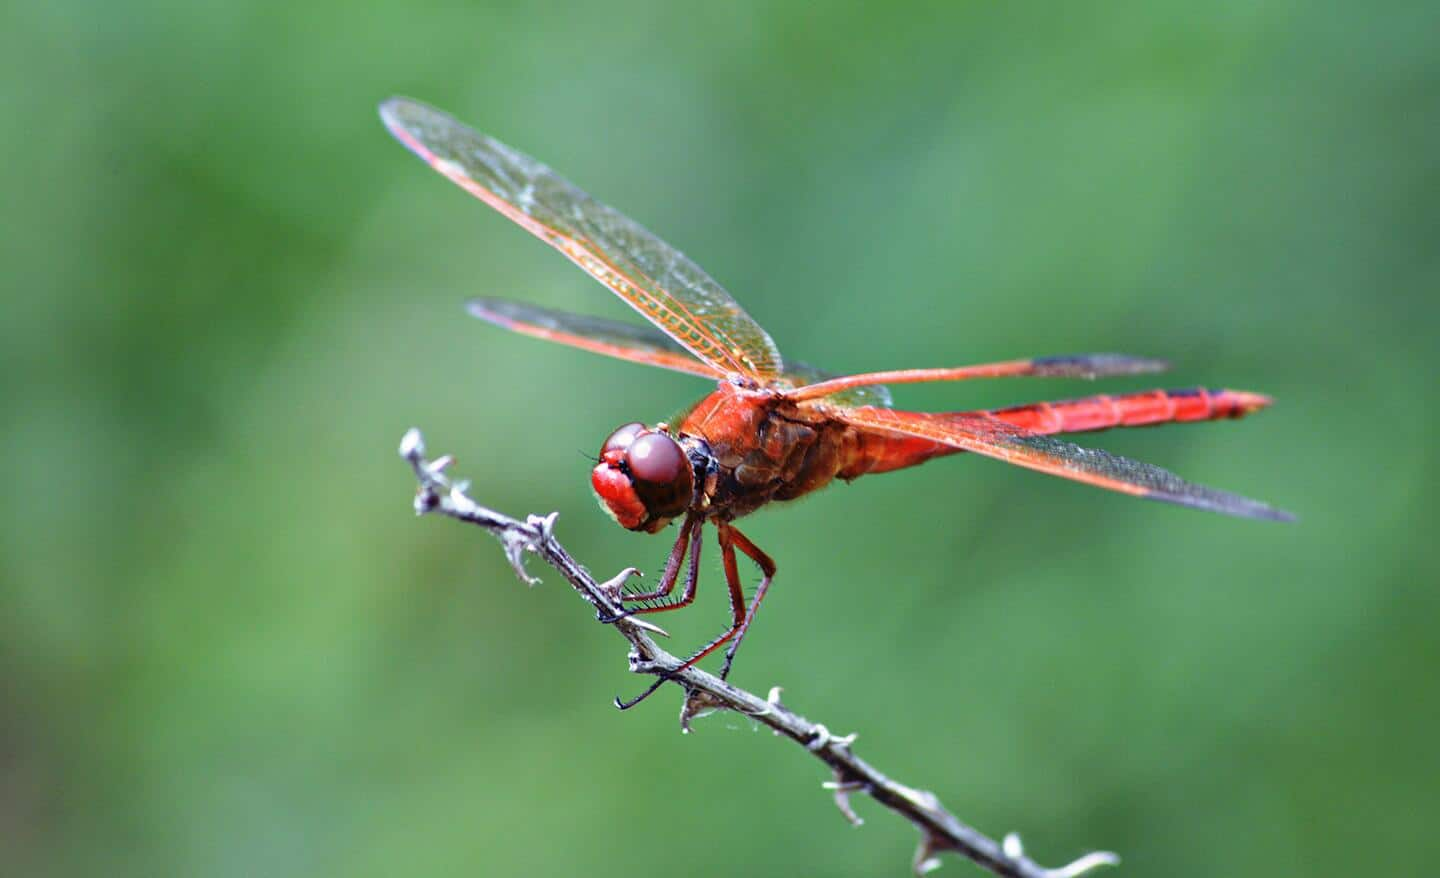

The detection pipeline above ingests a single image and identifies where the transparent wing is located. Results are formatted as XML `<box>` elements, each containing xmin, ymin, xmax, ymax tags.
<box><xmin>785</xmin><ymin>355</ymin><xmax>1168</xmax><ymax>402</ymax></box>
<box><xmin>466</xmin><ymin>297</ymin><xmax>893</xmax><ymax>405</ymax></box>
<box><xmin>467</xmin><ymin>298</ymin><xmax>722</xmax><ymax>379</ymax></box>
<box><xmin>828</xmin><ymin>406</ymin><xmax>1293</xmax><ymax>521</ymax></box>
<box><xmin>381</xmin><ymin>97</ymin><xmax>783</xmax><ymax>380</ymax></box>
<box><xmin>781</xmin><ymin>363</ymin><xmax>893</xmax><ymax>408</ymax></box>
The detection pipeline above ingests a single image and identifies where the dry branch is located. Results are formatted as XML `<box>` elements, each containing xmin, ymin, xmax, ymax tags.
<box><xmin>399</xmin><ymin>428</ymin><xmax>1118</xmax><ymax>878</ymax></box>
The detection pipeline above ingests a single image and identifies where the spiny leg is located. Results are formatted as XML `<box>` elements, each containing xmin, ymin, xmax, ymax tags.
<box><xmin>624</xmin><ymin>513</ymin><xmax>697</xmax><ymax>602</ymax></box>
<box><xmin>636</xmin><ymin>522</ymin><xmax>750</xmax><ymax>678</ymax></box>
<box><xmin>614</xmin><ymin>522</ymin><xmax>749</xmax><ymax>711</ymax></box>
<box><xmin>718</xmin><ymin>524</ymin><xmax>776</xmax><ymax>681</ymax></box>
<box><xmin>625</xmin><ymin>518</ymin><xmax>703</xmax><ymax>614</ymax></box>
<box><xmin>597</xmin><ymin>514</ymin><xmax>698</xmax><ymax>623</ymax></box>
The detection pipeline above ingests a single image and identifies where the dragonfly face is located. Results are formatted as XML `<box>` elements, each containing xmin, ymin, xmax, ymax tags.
<box><xmin>592</xmin><ymin>422</ymin><xmax>694</xmax><ymax>534</ymax></box>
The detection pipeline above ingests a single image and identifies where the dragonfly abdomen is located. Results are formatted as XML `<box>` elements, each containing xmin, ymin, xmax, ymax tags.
<box><xmin>989</xmin><ymin>388</ymin><xmax>1271</xmax><ymax>435</ymax></box>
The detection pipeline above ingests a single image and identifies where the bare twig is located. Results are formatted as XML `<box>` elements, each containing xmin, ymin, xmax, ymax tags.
<box><xmin>399</xmin><ymin>428</ymin><xmax>1119</xmax><ymax>878</ymax></box>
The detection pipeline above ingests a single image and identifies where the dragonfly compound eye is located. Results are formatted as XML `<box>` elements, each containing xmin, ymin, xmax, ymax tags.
<box><xmin>626</xmin><ymin>432</ymin><xmax>693</xmax><ymax>520</ymax></box>
<box><xmin>627</xmin><ymin>432</ymin><xmax>686</xmax><ymax>483</ymax></box>
<box><xmin>600</xmin><ymin>422</ymin><xmax>646</xmax><ymax>459</ymax></box>
<box><xmin>591</xmin><ymin>427</ymin><xmax>692</xmax><ymax>533</ymax></box>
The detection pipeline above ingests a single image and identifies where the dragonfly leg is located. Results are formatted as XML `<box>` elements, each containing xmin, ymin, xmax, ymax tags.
<box><xmin>625</xmin><ymin>518</ymin><xmax>704</xmax><ymax>614</ymax></box>
<box><xmin>614</xmin><ymin>522</ymin><xmax>749</xmax><ymax>710</ymax></box>
<box><xmin>642</xmin><ymin>521</ymin><xmax>750</xmax><ymax>672</ymax></box>
<box><xmin>597</xmin><ymin>515</ymin><xmax>698</xmax><ymax>623</ymax></box>
<box><xmin>717</xmin><ymin>524</ymin><xmax>776</xmax><ymax>681</ymax></box>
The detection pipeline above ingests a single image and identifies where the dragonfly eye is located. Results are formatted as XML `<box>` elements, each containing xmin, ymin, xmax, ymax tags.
<box><xmin>626</xmin><ymin>432</ymin><xmax>693</xmax><ymax>521</ymax></box>
<box><xmin>627</xmin><ymin>432</ymin><xmax>686</xmax><ymax>485</ymax></box>
<box><xmin>600</xmin><ymin>422</ymin><xmax>646</xmax><ymax>458</ymax></box>
<box><xmin>592</xmin><ymin>426</ymin><xmax>693</xmax><ymax>532</ymax></box>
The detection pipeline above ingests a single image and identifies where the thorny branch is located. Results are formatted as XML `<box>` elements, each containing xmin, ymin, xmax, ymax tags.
<box><xmin>399</xmin><ymin>428</ymin><xmax>1119</xmax><ymax>878</ymax></box>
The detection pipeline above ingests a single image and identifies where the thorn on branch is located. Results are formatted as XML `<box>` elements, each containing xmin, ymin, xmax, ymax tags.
<box><xmin>823</xmin><ymin>771</ymin><xmax>866</xmax><ymax>826</ymax></box>
<box><xmin>1002</xmin><ymin>833</ymin><xmax>1120</xmax><ymax>878</ymax></box>
<box><xmin>598</xmin><ymin>566</ymin><xmax>643</xmax><ymax>595</ymax></box>
<box><xmin>1046</xmin><ymin>851</ymin><xmax>1121</xmax><ymax>878</ymax></box>
<box><xmin>680</xmin><ymin>686</ymin><xmax>728</xmax><ymax>732</ymax></box>
<box><xmin>914</xmin><ymin>830</ymin><xmax>952</xmax><ymax>876</ymax></box>
<box><xmin>500</xmin><ymin>530</ymin><xmax>542</xmax><ymax>586</ymax></box>
<box><xmin>623</xmin><ymin>615</ymin><xmax>671</xmax><ymax>638</ymax></box>
<box><xmin>594</xmin><ymin>568</ymin><xmax>670</xmax><ymax>637</ymax></box>
<box><xmin>526</xmin><ymin>511</ymin><xmax>558</xmax><ymax>543</ymax></box>
<box><xmin>1003</xmin><ymin>833</ymin><xmax>1025</xmax><ymax>860</ymax></box>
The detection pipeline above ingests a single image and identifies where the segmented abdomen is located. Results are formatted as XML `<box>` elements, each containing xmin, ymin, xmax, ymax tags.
<box><xmin>834</xmin><ymin>387</ymin><xmax>1273</xmax><ymax>482</ymax></box>
<box><xmin>989</xmin><ymin>387</ymin><xmax>1271</xmax><ymax>435</ymax></box>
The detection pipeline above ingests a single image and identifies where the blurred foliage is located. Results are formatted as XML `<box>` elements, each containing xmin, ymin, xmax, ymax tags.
<box><xmin>2</xmin><ymin>0</ymin><xmax>1437</xmax><ymax>875</ymax></box>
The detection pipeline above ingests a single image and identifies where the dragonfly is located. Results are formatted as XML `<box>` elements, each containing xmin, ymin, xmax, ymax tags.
<box><xmin>381</xmin><ymin>97</ymin><xmax>1293</xmax><ymax>708</ymax></box>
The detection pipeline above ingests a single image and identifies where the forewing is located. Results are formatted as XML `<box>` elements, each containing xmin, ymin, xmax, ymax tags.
<box><xmin>785</xmin><ymin>354</ymin><xmax>1168</xmax><ymax>402</ymax></box>
<box><xmin>783</xmin><ymin>362</ymin><xmax>893</xmax><ymax>407</ymax></box>
<box><xmin>467</xmin><ymin>298</ymin><xmax>722</xmax><ymax>379</ymax></box>
<box><xmin>381</xmin><ymin>97</ymin><xmax>783</xmax><ymax>379</ymax></box>
<box><xmin>829</xmin><ymin>406</ymin><xmax>1293</xmax><ymax>521</ymax></box>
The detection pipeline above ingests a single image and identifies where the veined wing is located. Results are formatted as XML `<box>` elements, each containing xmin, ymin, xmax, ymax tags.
<box><xmin>381</xmin><ymin>97</ymin><xmax>783</xmax><ymax>380</ymax></box>
<box><xmin>786</xmin><ymin>354</ymin><xmax>1168</xmax><ymax>402</ymax></box>
<box><xmin>828</xmin><ymin>406</ymin><xmax>1293</xmax><ymax>521</ymax></box>
<box><xmin>781</xmin><ymin>363</ymin><xmax>893</xmax><ymax>407</ymax></box>
<box><xmin>467</xmin><ymin>297</ymin><xmax>893</xmax><ymax>405</ymax></box>
<box><xmin>467</xmin><ymin>298</ymin><xmax>722</xmax><ymax>379</ymax></box>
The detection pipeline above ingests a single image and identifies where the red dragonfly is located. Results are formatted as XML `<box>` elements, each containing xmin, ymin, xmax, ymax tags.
<box><xmin>381</xmin><ymin>98</ymin><xmax>1292</xmax><ymax>706</ymax></box>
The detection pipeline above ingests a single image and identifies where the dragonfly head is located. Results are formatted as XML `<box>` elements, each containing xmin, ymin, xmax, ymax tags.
<box><xmin>592</xmin><ymin>422</ymin><xmax>695</xmax><ymax>533</ymax></box>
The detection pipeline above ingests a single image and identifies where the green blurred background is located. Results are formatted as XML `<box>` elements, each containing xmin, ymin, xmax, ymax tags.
<box><xmin>4</xmin><ymin>1</ymin><xmax>1437</xmax><ymax>875</ymax></box>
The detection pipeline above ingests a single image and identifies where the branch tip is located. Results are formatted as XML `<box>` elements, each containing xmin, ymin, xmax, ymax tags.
<box><xmin>399</xmin><ymin>428</ymin><xmax>425</xmax><ymax>460</ymax></box>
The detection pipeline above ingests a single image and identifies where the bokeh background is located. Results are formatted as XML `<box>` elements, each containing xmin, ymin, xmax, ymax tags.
<box><xmin>4</xmin><ymin>1</ymin><xmax>1437</xmax><ymax>875</ymax></box>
